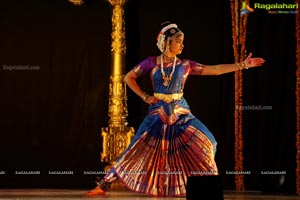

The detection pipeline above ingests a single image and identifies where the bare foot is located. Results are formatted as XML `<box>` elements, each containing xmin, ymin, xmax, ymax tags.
<box><xmin>84</xmin><ymin>186</ymin><xmax>106</xmax><ymax>196</ymax></box>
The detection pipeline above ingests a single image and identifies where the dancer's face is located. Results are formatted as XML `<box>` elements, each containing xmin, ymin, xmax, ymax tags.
<box><xmin>169</xmin><ymin>35</ymin><xmax>184</xmax><ymax>55</ymax></box>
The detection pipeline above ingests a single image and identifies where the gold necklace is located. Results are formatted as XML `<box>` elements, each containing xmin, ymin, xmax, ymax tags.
<box><xmin>160</xmin><ymin>54</ymin><xmax>176</xmax><ymax>87</ymax></box>
<box><xmin>162</xmin><ymin>54</ymin><xmax>175</xmax><ymax>63</ymax></box>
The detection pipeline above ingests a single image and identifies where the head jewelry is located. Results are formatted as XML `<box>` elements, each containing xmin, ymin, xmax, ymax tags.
<box><xmin>156</xmin><ymin>22</ymin><xmax>183</xmax><ymax>53</ymax></box>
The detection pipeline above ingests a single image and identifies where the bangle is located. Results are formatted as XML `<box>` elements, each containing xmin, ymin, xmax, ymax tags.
<box><xmin>237</xmin><ymin>62</ymin><xmax>243</xmax><ymax>70</ymax></box>
<box><xmin>236</xmin><ymin>61</ymin><xmax>248</xmax><ymax>70</ymax></box>
<box><xmin>142</xmin><ymin>93</ymin><xmax>150</xmax><ymax>102</ymax></box>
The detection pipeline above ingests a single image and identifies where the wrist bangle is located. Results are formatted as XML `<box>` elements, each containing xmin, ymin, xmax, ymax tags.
<box><xmin>237</xmin><ymin>62</ymin><xmax>248</xmax><ymax>70</ymax></box>
<box><xmin>142</xmin><ymin>93</ymin><xmax>150</xmax><ymax>102</ymax></box>
<box><xmin>237</xmin><ymin>62</ymin><xmax>243</xmax><ymax>70</ymax></box>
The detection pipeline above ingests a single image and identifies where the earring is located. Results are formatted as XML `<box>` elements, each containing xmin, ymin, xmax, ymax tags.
<box><xmin>165</xmin><ymin>38</ymin><xmax>170</xmax><ymax>52</ymax></box>
<box><xmin>166</xmin><ymin>45</ymin><xmax>170</xmax><ymax>52</ymax></box>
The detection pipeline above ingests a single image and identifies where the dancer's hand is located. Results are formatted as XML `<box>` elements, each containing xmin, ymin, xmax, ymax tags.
<box><xmin>244</xmin><ymin>52</ymin><xmax>265</xmax><ymax>69</ymax></box>
<box><xmin>145</xmin><ymin>96</ymin><xmax>159</xmax><ymax>105</ymax></box>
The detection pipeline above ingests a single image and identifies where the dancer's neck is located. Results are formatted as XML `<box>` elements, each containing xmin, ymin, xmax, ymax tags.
<box><xmin>162</xmin><ymin>53</ymin><xmax>176</xmax><ymax>63</ymax></box>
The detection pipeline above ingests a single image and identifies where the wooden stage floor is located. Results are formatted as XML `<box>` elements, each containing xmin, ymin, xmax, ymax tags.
<box><xmin>0</xmin><ymin>189</ymin><xmax>299</xmax><ymax>200</ymax></box>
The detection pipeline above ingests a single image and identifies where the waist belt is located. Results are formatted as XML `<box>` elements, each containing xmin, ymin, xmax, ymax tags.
<box><xmin>154</xmin><ymin>93</ymin><xmax>183</xmax><ymax>103</ymax></box>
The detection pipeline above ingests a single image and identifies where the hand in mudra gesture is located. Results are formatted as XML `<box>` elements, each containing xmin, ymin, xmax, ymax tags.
<box><xmin>244</xmin><ymin>52</ymin><xmax>265</xmax><ymax>69</ymax></box>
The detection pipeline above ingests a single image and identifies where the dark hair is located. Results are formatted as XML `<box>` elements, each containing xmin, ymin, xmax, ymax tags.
<box><xmin>160</xmin><ymin>21</ymin><xmax>182</xmax><ymax>40</ymax></box>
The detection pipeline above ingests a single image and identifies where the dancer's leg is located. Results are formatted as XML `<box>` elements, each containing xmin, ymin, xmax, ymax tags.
<box><xmin>84</xmin><ymin>168</ymin><xmax>118</xmax><ymax>196</ymax></box>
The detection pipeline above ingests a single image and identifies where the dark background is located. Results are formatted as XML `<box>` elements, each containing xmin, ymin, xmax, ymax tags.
<box><xmin>0</xmin><ymin>0</ymin><xmax>297</xmax><ymax>194</ymax></box>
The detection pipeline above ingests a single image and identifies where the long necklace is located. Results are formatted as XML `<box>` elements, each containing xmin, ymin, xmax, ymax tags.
<box><xmin>160</xmin><ymin>54</ymin><xmax>176</xmax><ymax>87</ymax></box>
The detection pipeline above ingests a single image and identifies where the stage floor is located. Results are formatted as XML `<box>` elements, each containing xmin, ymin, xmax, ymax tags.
<box><xmin>0</xmin><ymin>189</ymin><xmax>299</xmax><ymax>200</ymax></box>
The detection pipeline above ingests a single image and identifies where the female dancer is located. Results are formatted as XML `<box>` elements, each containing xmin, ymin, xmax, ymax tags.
<box><xmin>85</xmin><ymin>21</ymin><xmax>265</xmax><ymax>197</ymax></box>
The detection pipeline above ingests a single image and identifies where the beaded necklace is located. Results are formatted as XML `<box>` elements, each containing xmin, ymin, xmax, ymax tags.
<box><xmin>160</xmin><ymin>54</ymin><xmax>176</xmax><ymax>86</ymax></box>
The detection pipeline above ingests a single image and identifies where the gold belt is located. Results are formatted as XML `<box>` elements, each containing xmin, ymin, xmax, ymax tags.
<box><xmin>154</xmin><ymin>93</ymin><xmax>183</xmax><ymax>103</ymax></box>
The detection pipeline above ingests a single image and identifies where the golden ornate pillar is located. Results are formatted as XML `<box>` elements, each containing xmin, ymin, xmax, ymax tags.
<box><xmin>100</xmin><ymin>0</ymin><xmax>135</xmax><ymax>189</ymax></box>
<box><xmin>68</xmin><ymin>0</ymin><xmax>84</xmax><ymax>6</ymax></box>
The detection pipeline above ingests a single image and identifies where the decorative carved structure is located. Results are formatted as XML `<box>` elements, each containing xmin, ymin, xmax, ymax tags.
<box><xmin>101</xmin><ymin>0</ymin><xmax>135</xmax><ymax>190</ymax></box>
<box><xmin>68</xmin><ymin>0</ymin><xmax>84</xmax><ymax>6</ymax></box>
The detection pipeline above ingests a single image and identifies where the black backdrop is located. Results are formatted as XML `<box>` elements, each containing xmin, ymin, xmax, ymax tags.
<box><xmin>0</xmin><ymin>0</ymin><xmax>297</xmax><ymax>193</ymax></box>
